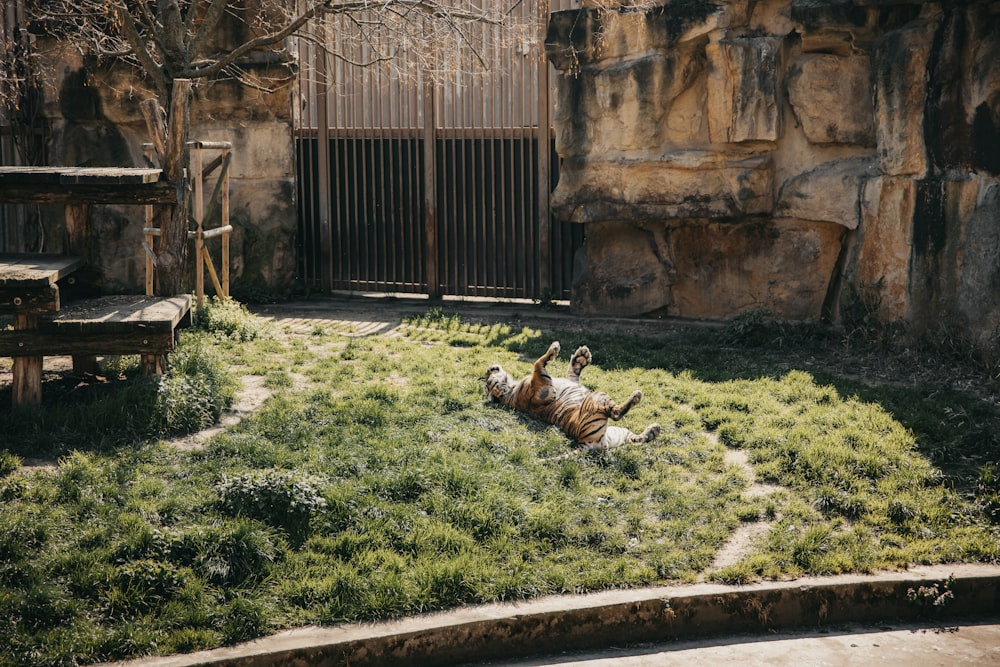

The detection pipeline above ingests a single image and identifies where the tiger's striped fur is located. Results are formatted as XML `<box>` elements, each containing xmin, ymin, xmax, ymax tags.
<box><xmin>484</xmin><ymin>341</ymin><xmax>661</xmax><ymax>451</ymax></box>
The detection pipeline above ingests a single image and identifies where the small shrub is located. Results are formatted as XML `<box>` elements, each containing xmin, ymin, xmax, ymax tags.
<box><xmin>221</xmin><ymin>594</ymin><xmax>270</xmax><ymax>645</ymax></box>
<box><xmin>194</xmin><ymin>298</ymin><xmax>270</xmax><ymax>342</ymax></box>
<box><xmin>194</xmin><ymin>520</ymin><xmax>284</xmax><ymax>586</ymax></box>
<box><xmin>152</xmin><ymin>339</ymin><xmax>237</xmax><ymax>435</ymax></box>
<box><xmin>217</xmin><ymin>470</ymin><xmax>328</xmax><ymax>539</ymax></box>
<box><xmin>0</xmin><ymin>450</ymin><xmax>21</xmax><ymax>477</ymax></box>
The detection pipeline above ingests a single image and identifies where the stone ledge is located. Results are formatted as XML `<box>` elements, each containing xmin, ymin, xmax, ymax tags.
<box><xmin>552</xmin><ymin>151</ymin><xmax>774</xmax><ymax>223</ymax></box>
<box><xmin>97</xmin><ymin>564</ymin><xmax>1000</xmax><ymax>667</ymax></box>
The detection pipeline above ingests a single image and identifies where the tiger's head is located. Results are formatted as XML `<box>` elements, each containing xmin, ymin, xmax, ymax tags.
<box><xmin>484</xmin><ymin>364</ymin><xmax>515</xmax><ymax>404</ymax></box>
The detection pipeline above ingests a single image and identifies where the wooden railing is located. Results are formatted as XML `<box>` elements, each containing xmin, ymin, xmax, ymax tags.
<box><xmin>143</xmin><ymin>141</ymin><xmax>232</xmax><ymax>307</ymax></box>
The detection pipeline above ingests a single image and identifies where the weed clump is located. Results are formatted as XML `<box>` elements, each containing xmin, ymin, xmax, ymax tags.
<box><xmin>217</xmin><ymin>469</ymin><xmax>328</xmax><ymax>539</ymax></box>
<box><xmin>194</xmin><ymin>297</ymin><xmax>271</xmax><ymax>342</ymax></box>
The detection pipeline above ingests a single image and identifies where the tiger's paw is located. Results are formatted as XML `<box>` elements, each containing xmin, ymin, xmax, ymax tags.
<box><xmin>570</xmin><ymin>345</ymin><xmax>592</xmax><ymax>369</ymax></box>
<box><xmin>629</xmin><ymin>390</ymin><xmax>643</xmax><ymax>406</ymax></box>
<box><xmin>546</xmin><ymin>341</ymin><xmax>561</xmax><ymax>360</ymax></box>
<box><xmin>641</xmin><ymin>423</ymin><xmax>661</xmax><ymax>443</ymax></box>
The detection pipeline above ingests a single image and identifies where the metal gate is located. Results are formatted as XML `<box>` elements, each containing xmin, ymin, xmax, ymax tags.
<box><xmin>294</xmin><ymin>0</ymin><xmax>581</xmax><ymax>300</ymax></box>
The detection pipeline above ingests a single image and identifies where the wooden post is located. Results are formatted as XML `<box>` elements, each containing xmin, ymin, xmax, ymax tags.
<box><xmin>192</xmin><ymin>144</ymin><xmax>205</xmax><ymax>308</ymax></box>
<box><xmin>144</xmin><ymin>144</ymin><xmax>155</xmax><ymax>296</ymax></box>
<box><xmin>64</xmin><ymin>203</ymin><xmax>100</xmax><ymax>375</ymax></box>
<box><xmin>140</xmin><ymin>354</ymin><xmax>165</xmax><ymax>376</ymax></box>
<box><xmin>12</xmin><ymin>313</ymin><xmax>42</xmax><ymax>407</ymax></box>
<box><xmin>221</xmin><ymin>145</ymin><xmax>230</xmax><ymax>297</ymax></box>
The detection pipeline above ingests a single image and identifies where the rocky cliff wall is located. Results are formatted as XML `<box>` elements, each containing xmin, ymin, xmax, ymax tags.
<box><xmin>546</xmin><ymin>0</ymin><xmax>1000</xmax><ymax>352</ymax></box>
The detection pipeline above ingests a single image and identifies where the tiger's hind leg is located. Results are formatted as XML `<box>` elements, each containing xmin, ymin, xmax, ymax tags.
<box><xmin>567</xmin><ymin>345</ymin><xmax>591</xmax><ymax>384</ymax></box>
<box><xmin>591</xmin><ymin>423</ymin><xmax>662</xmax><ymax>451</ymax></box>
<box><xmin>533</xmin><ymin>341</ymin><xmax>561</xmax><ymax>378</ymax></box>
<box><xmin>611</xmin><ymin>390</ymin><xmax>642</xmax><ymax>421</ymax></box>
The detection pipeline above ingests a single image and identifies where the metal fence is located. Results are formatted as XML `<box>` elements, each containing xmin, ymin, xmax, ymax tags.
<box><xmin>294</xmin><ymin>0</ymin><xmax>582</xmax><ymax>300</ymax></box>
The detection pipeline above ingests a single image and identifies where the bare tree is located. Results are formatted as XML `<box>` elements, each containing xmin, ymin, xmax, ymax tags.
<box><xmin>9</xmin><ymin>0</ymin><xmax>530</xmax><ymax>294</ymax></box>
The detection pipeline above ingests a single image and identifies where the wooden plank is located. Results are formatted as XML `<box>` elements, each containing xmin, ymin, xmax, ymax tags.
<box><xmin>0</xmin><ymin>284</ymin><xmax>60</xmax><ymax>314</ymax></box>
<box><xmin>0</xmin><ymin>254</ymin><xmax>84</xmax><ymax>286</ymax></box>
<box><xmin>39</xmin><ymin>295</ymin><xmax>192</xmax><ymax>336</ymax></box>
<box><xmin>0</xmin><ymin>330</ymin><xmax>176</xmax><ymax>356</ymax></box>
<box><xmin>0</xmin><ymin>166</ymin><xmax>161</xmax><ymax>184</ymax></box>
<box><xmin>0</xmin><ymin>181</ymin><xmax>176</xmax><ymax>205</ymax></box>
<box><xmin>187</xmin><ymin>140</ymin><xmax>232</xmax><ymax>150</ymax></box>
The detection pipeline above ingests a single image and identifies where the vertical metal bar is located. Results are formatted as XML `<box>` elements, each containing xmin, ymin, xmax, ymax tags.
<box><xmin>372</xmin><ymin>55</ymin><xmax>384</xmax><ymax>290</ymax></box>
<box><xmin>333</xmin><ymin>45</ymin><xmax>348</xmax><ymax>291</ymax></box>
<box><xmin>447</xmin><ymin>72</ymin><xmax>459</xmax><ymax>295</ymax></box>
<box><xmin>473</xmin><ymin>25</ymin><xmax>496</xmax><ymax>296</ymax></box>
<box><xmin>387</xmin><ymin>64</ymin><xmax>398</xmax><ymax>289</ymax></box>
<box><xmin>423</xmin><ymin>65</ymin><xmax>439</xmax><ymax>299</ymax></box>
<box><xmin>537</xmin><ymin>0</ymin><xmax>553</xmax><ymax>298</ymax></box>
<box><xmin>315</xmin><ymin>32</ymin><xmax>333</xmax><ymax>292</ymax></box>
<box><xmin>461</xmin><ymin>44</ymin><xmax>469</xmax><ymax>297</ymax></box>
<box><xmin>405</xmin><ymin>69</ymin><xmax>417</xmax><ymax>290</ymax></box>
<box><xmin>499</xmin><ymin>24</ymin><xmax>512</xmax><ymax>298</ymax></box>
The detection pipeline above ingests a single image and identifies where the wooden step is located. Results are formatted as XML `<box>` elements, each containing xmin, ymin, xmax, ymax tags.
<box><xmin>0</xmin><ymin>295</ymin><xmax>191</xmax><ymax>357</ymax></box>
<box><xmin>0</xmin><ymin>253</ymin><xmax>85</xmax><ymax>314</ymax></box>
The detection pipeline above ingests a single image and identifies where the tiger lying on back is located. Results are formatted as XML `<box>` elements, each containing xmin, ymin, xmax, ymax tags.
<box><xmin>484</xmin><ymin>341</ymin><xmax>661</xmax><ymax>451</ymax></box>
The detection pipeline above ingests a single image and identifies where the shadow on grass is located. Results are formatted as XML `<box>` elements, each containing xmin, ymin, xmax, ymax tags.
<box><xmin>490</xmin><ymin>318</ymin><xmax>999</xmax><ymax>503</ymax></box>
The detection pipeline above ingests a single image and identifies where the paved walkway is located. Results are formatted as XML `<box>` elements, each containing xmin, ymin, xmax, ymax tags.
<box><xmin>473</xmin><ymin>617</ymin><xmax>1000</xmax><ymax>666</ymax></box>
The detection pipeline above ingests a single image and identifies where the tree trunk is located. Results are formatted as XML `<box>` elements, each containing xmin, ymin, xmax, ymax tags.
<box><xmin>141</xmin><ymin>79</ymin><xmax>193</xmax><ymax>296</ymax></box>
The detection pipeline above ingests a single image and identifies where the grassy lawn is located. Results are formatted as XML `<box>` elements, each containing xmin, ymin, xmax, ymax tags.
<box><xmin>1</xmin><ymin>301</ymin><xmax>998</xmax><ymax>665</ymax></box>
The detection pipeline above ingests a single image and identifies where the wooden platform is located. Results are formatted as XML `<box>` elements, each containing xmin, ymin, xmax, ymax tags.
<box><xmin>0</xmin><ymin>254</ymin><xmax>84</xmax><ymax>314</ymax></box>
<box><xmin>0</xmin><ymin>295</ymin><xmax>192</xmax><ymax>357</ymax></box>
<box><xmin>0</xmin><ymin>166</ymin><xmax>174</xmax><ymax>205</ymax></box>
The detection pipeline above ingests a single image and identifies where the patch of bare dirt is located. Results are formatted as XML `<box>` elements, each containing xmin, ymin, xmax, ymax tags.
<box><xmin>703</xmin><ymin>436</ymin><xmax>784</xmax><ymax>575</ymax></box>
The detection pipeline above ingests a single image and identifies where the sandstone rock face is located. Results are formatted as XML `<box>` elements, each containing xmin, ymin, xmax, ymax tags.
<box><xmin>776</xmin><ymin>157</ymin><xmax>876</xmax><ymax>229</ymax></box>
<box><xmin>853</xmin><ymin>176</ymin><xmax>916</xmax><ymax>322</ymax></box>
<box><xmin>787</xmin><ymin>54</ymin><xmax>875</xmax><ymax>146</ymax></box>
<box><xmin>956</xmin><ymin>180</ymin><xmax>1000</xmax><ymax>345</ymax></box>
<box><xmin>872</xmin><ymin>16</ymin><xmax>937</xmax><ymax>177</ymax></box>
<box><xmin>706</xmin><ymin>34</ymin><xmax>782</xmax><ymax>143</ymax></box>
<box><xmin>573</xmin><ymin>218</ymin><xmax>845</xmax><ymax>320</ymax></box>
<box><xmin>547</xmin><ymin>0</ymin><xmax>1000</xmax><ymax>354</ymax></box>
<box><xmin>552</xmin><ymin>151</ymin><xmax>773</xmax><ymax>223</ymax></box>
<box><xmin>553</xmin><ymin>44</ymin><xmax>708</xmax><ymax>158</ymax></box>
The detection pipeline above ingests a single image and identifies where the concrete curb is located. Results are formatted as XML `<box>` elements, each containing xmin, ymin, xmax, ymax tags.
<box><xmin>103</xmin><ymin>564</ymin><xmax>1000</xmax><ymax>667</ymax></box>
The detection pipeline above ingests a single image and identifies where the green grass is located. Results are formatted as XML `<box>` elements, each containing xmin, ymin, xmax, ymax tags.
<box><xmin>0</xmin><ymin>303</ymin><xmax>998</xmax><ymax>666</ymax></box>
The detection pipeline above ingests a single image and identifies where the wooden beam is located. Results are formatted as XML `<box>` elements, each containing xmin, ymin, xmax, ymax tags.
<box><xmin>0</xmin><ymin>182</ymin><xmax>177</xmax><ymax>205</ymax></box>
<box><xmin>0</xmin><ymin>331</ymin><xmax>176</xmax><ymax>357</ymax></box>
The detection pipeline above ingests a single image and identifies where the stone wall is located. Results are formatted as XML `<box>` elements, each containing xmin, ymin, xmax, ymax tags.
<box><xmin>546</xmin><ymin>0</ymin><xmax>1000</xmax><ymax>351</ymax></box>
<box><xmin>28</xmin><ymin>40</ymin><xmax>296</xmax><ymax>297</ymax></box>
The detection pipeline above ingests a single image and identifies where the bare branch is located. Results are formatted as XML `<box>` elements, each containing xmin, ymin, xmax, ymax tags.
<box><xmin>187</xmin><ymin>0</ymin><xmax>229</xmax><ymax>60</ymax></box>
<box><xmin>114</xmin><ymin>4</ymin><xmax>169</xmax><ymax>99</ymax></box>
